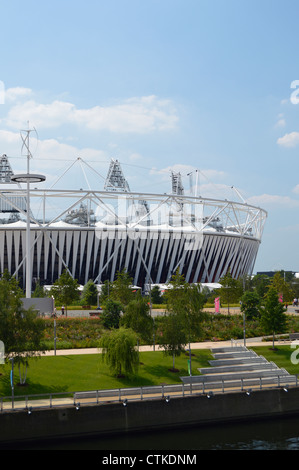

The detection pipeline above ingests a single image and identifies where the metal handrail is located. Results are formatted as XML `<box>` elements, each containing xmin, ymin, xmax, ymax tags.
<box><xmin>0</xmin><ymin>375</ymin><xmax>298</xmax><ymax>412</ymax></box>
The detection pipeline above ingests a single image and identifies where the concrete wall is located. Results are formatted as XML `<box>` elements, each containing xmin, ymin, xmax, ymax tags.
<box><xmin>1</xmin><ymin>387</ymin><xmax>299</xmax><ymax>445</ymax></box>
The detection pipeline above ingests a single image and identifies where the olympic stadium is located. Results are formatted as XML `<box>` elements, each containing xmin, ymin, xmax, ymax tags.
<box><xmin>0</xmin><ymin>152</ymin><xmax>267</xmax><ymax>293</ymax></box>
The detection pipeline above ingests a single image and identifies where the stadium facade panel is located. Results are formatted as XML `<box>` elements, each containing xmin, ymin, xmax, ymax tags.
<box><xmin>0</xmin><ymin>224</ymin><xmax>261</xmax><ymax>287</ymax></box>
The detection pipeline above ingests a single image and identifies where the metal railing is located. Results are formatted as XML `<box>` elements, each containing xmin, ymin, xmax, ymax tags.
<box><xmin>1</xmin><ymin>375</ymin><xmax>298</xmax><ymax>413</ymax></box>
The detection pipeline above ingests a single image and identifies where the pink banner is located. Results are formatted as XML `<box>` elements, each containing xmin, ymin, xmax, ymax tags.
<box><xmin>279</xmin><ymin>293</ymin><xmax>283</xmax><ymax>303</ymax></box>
<box><xmin>215</xmin><ymin>297</ymin><xmax>220</xmax><ymax>313</ymax></box>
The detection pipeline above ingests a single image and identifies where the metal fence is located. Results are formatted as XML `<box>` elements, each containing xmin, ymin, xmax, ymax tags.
<box><xmin>1</xmin><ymin>375</ymin><xmax>298</xmax><ymax>413</ymax></box>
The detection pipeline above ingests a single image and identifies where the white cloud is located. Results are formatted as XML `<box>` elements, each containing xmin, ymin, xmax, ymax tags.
<box><xmin>5</xmin><ymin>95</ymin><xmax>178</xmax><ymax>134</ymax></box>
<box><xmin>5</xmin><ymin>87</ymin><xmax>32</xmax><ymax>102</ymax></box>
<box><xmin>0</xmin><ymin>129</ymin><xmax>20</xmax><ymax>145</ymax></box>
<box><xmin>275</xmin><ymin>114</ymin><xmax>286</xmax><ymax>128</ymax></box>
<box><xmin>277</xmin><ymin>131</ymin><xmax>299</xmax><ymax>147</ymax></box>
<box><xmin>0</xmin><ymin>129</ymin><xmax>108</xmax><ymax>177</ymax></box>
<box><xmin>276</xmin><ymin>119</ymin><xmax>286</xmax><ymax>128</ymax></box>
<box><xmin>5</xmin><ymin>100</ymin><xmax>75</xmax><ymax>129</ymax></box>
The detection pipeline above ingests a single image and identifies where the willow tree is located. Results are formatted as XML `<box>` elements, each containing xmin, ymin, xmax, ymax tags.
<box><xmin>100</xmin><ymin>327</ymin><xmax>139</xmax><ymax>378</ymax></box>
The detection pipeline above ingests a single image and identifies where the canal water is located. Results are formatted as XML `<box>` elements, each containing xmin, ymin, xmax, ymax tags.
<box><xmin>6</xmin><ymin>415</ymin><xmax>299</xmax><ymax>450</ymax></box>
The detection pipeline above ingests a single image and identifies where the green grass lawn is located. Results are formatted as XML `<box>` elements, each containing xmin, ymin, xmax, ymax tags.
<box><xmin>1</xmin><ymin>344</ymin><xmax>299</xmax><ymax>399</ymax></box>
<box><xmin>251</xmin><ymin>345</ymin><xmax>299</xmax><ymax>376</ymax></box>
<box><xmin>0</xmin><ymin>349</ymin><xmax>213</xmax><ymax>397</ymax></box>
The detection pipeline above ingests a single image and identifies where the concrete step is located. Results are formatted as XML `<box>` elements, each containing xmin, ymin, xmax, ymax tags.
<box><xmin>199</xmin><ymin>363</ymin><xmax>279</xmax><ymax>374</ymax></box>
<box><xmin>210</xmin><ymin>346</ymin><xmax>248</xmax><ymax>353</ymax></box>
<box><xmin>209</xmin><ymin>357</ymin><xmax>268</xmax><ymax>366</ymax></box>
<box><xmin>212</xmin><ymin>352</ymin><xmax>258</xmax><ymax>359</ymax></box>
<box><xmin>181</xmin><ymin>369</ymin><xmax>290</xmax><ymax>384</ymax></box>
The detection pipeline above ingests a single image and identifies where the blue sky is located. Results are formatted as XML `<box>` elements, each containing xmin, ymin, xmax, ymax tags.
<box><xmin>0</xmin><ymin>0</ymin><xmax>299</xmax><ymax>273</ymax></box>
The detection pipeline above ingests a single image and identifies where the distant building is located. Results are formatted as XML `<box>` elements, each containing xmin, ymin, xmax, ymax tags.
<box><xmin>257</xmin><ymin>271</ymin><xmax>296</xmax><ymax>278</ymax></box>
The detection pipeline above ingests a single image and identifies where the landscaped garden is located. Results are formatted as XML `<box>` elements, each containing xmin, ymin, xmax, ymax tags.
<box><xmin>41</xmin><ymin>312</ymin><xmax>299</xmax><ymax>351</ymax></box>
<box><xmin>1</xmin><ymin>313</ymin><xmax>299</xmax><ymax>398</ymax></box>
<box><xmin>1</xmin><ymin>268</ymin><xmax>299</xmax><ymax>398</ymax></box>
<box><xmin>0</xmin><ymin>340</ymin><xmax>298</xmax><ymax>398</ymax></box>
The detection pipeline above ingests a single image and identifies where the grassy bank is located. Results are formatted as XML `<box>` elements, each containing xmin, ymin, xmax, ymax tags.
<box><xmin>1</xmin><ymin>313</ymin><xmax>299</xmax><ymax>398</ymax></box>
<box><xmin>251</xmin><ymin>345</ymin><xmax>299</xmax><ymax>376</ymax></box>
<box><xmin>1</xmin><ymin>343</ymin><xmax>298</xmax><ymax>398</ymax></box>
<box><xmin>0</xmin><ymin>349</ymin><xmax>213</xmax><ymax>397</ymax></box>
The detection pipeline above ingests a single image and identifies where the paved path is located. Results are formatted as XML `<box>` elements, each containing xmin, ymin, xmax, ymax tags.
<box><xmin>62</xmin><ymin>305</ymin><xmax>299</xmax><ymax>318</ymax></box>
<box><xmin>45</xmin><ymin>336</ymin><xmax>284</xmax><ymax>356</ymax></box>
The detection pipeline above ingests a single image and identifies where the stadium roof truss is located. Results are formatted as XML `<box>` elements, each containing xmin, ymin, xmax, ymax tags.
<box><xmin>0</xmin><ymin>186</ymin><xmax>266</xmax><ymax>285</ymax></box>
<box><xmin>0</xmin><ymin>155</ymin><xmax>267</xmax><ymax>288</ymax></box>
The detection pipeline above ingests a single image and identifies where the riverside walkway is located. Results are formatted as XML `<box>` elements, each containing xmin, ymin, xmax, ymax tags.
<box><xmin>1</xmin><ymin>336</ymin><xmax>296</xmax><ymax>413</ymax></box>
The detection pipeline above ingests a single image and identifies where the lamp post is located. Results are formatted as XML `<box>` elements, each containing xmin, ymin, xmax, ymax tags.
<box><xmin>9</xmin><ymin>357</ymin><xmax>14</xmax><ymax>410</ymax></box>
<box><xmin>11</xmin><ymin>172</ymin><xmax>45</xmax><ymax>297</ymax></box>
<box><xmin>11</xmin><ymin>129</ymin><xmax>45</xmax><ymax>298</ymax></box>
<box><xmin>239</xmin><ymin>300</ymin><xmax>246</xmax><ymax>347</ymax></box>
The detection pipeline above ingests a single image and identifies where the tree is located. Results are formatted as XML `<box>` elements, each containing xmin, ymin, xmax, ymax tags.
<box><xmin>240</xmin><ymin>291</ymin><xmax>261</xmax><ymax>320</ymax></box>
<box><xmin>11</xmin><ymin>306</ymin><xmax>47</xmax><ymax>384</ymax></box>
<box><xmin>100</xmin><ymin>327</ymin><xmax>139</xmax><ymax>377</ymax></box>
<box><xmin>99</xmin><ymin>270</ymin><xmax>135</xmax><ymax>309</ymax></box>
<box><xmin>160</xmin><ymin>269</ymin><xmax>207</xmax><ymax>372</ymax></box>
<box><xmin>218</xmin><ymin>270</ymin><xmax>243</xmax><ymax>313</ymax></box>
<box><xmin>81</xmin><ymin>280</ymin><xmax>98</xmax><ymax>306</ymax></box>
<box><xmin>49</xmin><ymin>269</ymin><xmax>80</xmax><ymax>315</ymax></box>
<box><xmin>271</xmin><ymin>272</ymin><xmax>294</xmax><ymax>303</ymax></box>
<box><xmin>165</xmin><ymin>271</ymin><xmax>206</xmax><ymax>322</ymax></box>
<box><xmin>291</xmin><ymin>277</ymin><xmax>299</xmax><ymax>300</ymax></box>
<box><xmin>101</xmin><ymin>299</ymin><xmax>123</xmax><ymax>329</ymax></box>
<box><xmin>150</xmin><ymin>285</ymin><xmax>163</xmax><ymax>304</ymax></box>
<box><xmin>0</xmin><ymin>270</ymin><xmax>46</xmax><ymax>384</ymax></box>
<box><xmin>251</xmin><ymin>274</ymin><xmax>271</xmax><ymax>298</ymax></box>
<box><xmin>159</xmin><ymin>312</ymin><xmax>186</xmax><ymax>371</ymax></box>
<box><xmin>184</xmin><ymin>283</ymin><xmax>208</xmax><ymax>340</ymax></box>
<box><xmin>32</xmin><ymin>279</ymin><xmax>46</xmax><ymax>298</ymax></box>
<box><xmin>121</xmin><ymin>294</ymin><xmax>153</xmax><ymax>347</ymax></box>
<box><xmin>98</xmin><ymin>279</ymin><xmax>110</xmax><ymax>305</ymax></box>
<box><xmin>111</xmin><ymin>269</ymin><xmax>135</xmax><ymax>306</ymax></box>
<box><xmin>0</xmin><ymin>270</ymin><xmax>25</xmax><ymax>356</ymax></box>
<box><xmin>278</xmin><ymin>270</ymin><xmax>295</xmax><ymax>283</ymax></box>
<box><xmin>259</xmin><ymin>286</ymin><xmax>287</xmax><ymax>349</ymax></box>
<box><xmin>241</xmin><ymin>274</ymin><xmax>255</xmax><ymax>292</ymax></box>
